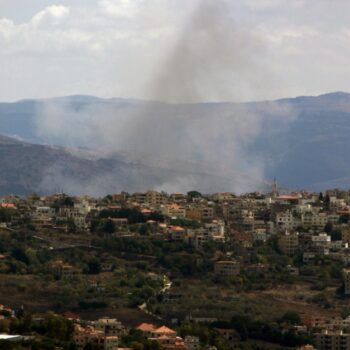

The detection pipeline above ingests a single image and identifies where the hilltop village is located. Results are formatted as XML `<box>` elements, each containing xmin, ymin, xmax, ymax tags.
<box><xmin>2</xmin><ymin>188</ymin><xmax>350</xmax><ymax>349</ymax></box>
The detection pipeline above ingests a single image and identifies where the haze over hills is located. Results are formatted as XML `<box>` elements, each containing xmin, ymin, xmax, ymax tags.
<box><xmin>1</xmin><ymin>91</ymin><xmax>350</xmax><ymax>195</ymax></box>
<box><xmin>0</xmin><ymin>134</ymin><xmax>269</xmax><ymax>196</ymax></box>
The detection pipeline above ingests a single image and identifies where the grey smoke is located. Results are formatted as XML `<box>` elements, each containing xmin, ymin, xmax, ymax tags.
<box><xmin>152</xmin><ymin>0</ymin><xmax>272</xmax><ymax>103</ymax></box>
<box><xmin>34</xmin><ymin>0</ymin><xmax>295</xmax><ymax>196</ymax></box>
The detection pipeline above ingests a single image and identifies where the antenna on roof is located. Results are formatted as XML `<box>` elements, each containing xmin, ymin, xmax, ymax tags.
<box><xmin>272</xmin><ymin>177</ymin><xmax>278</xmax><ymax>198</ymax></box>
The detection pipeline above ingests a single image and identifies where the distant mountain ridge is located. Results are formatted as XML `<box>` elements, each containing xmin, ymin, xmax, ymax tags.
<box><xmin>1</xmin><ymin>92</ymin><xmax>350</xmax><ymax>195</ymax></box>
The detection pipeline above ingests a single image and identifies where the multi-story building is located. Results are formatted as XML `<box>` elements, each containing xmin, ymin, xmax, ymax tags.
<box><xmin>74</xmin><ymin>325</ymin><xmax>119</xmax><ymax>350</ymax></box>
<box><xmin>278</xmin><ymin>231</ymin><xmax>299</xmax><ymax>256</ymax></box>
<box><xmin>342</xmin><ymin>228</ymin><xmax>350</xmax><ymax>245</ymax></box>
<box><xmin>302</xmin><ymin>211</ymin><xmax>328</xmax><ymax>231</ymax></box>
<box><xmin>211</xmin><ymin>192</ymin><xmax>235</xmax><ymax>202</ymax></box>
<box><xmin>252</xmin><ymin>228</ymin><xmax>267</xmax><ymax>242</ymax></box>
<box><xmin>168</xmin><ymin>226</ymin><xmax>186</xmax><ymax>241</ymax></box>
<box><xmin>51</xmin><ymin>261</ymin><xmax>82</xmax><ymax>280</ymax></box>
<box><xmin>297</xmin><ymin>345</ymin><xmax>317</xmax><ymax>350</ymax></box>
<box><xmin>186</xmin><ymin>206</ymin><xmax>214</xmax><ymax>222</ymax></box>
<box><xmin>276</xmin><ymin>210</ymin><xmax>300</xmax><ymax>231</ymax></box>
<box><xmin>316</xmin><ymin>329</ymin><xmax>350</xmax><ymax>350</ymax></box>
<box><xmin>343</xmin><ymin>269</ymin><xmax>350</xmax><ymax>295</ymax></box>
<box><xmin>170</xmin><ymin>193</ymin><xmax>187</xmax><ymax>203</ymax></box>
<box><xmin>184</xmin><ymin>336</ymin><xmax>200</xmax><ymax>350</ymax></box>
<box><xmin>145</xmin><ymin>191</ymin><xmax>167</xmax><ymax>207</ymax></box>
<box><xmin>311</xmin><ymin>233</ymin><xmax>331</xmax><ymax>254</ymax></box>
<box><xmin>93</xmin><ymin>317</ymin><xmax>125</xmax><ymax>337</ymax></box>
<box><xmin>161</xmin><ymin>204</ymin><xmax>186</xmax><ymax>219</ymax></box>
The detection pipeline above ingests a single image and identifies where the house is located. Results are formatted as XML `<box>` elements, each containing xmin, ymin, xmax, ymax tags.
<box><xmin>214</xmin><ymin>260</ymin><xmax>240</xmax><ymax>277</ymax></box>
<box><xmin>211</xmin><ymin>192</ymin><xmax>235</xmax><ymax>202</ymax></box>
<box><xmin>111</xmin><ymin>218</ymin><xmax>128</xmax><ymax>228</ymax></box>
<box><xmin>214</xmin><ymin>328</ymin><xmax>239</xmax><ymax>343</ymax></box>
<box><xmin>93</xmin><ymin>317</ymin><xmax>125</xmax><ymax>337</ymax></box>
<box><xmin>300</xmin><ymin>313</ymin><xmax>326</xmax><ymax>328</ymax></box>
<box><xmin>73</xmin><ymin>215</ymin><xmax>89</xmax><ymax>231</ymax></box>
<box><xmin>0</xmin><ymin>335</ymin><xmax>24</xmax><ymax>342</ymax></box>
<box><xmin>252</xmin><ymin>228</ymin><xmax>267</xmax><ymax>242</ymax></box>
<box><xmin>204</xmin><ymin>221</ymin><xmax>225</xmax><ymax>240</ymax></box>
<box><xmin>51</xmin><ymin>260</ymin><xmax>82</xmax><ymax>280</ymax></box>
<box><xmin>63</xmin><ymin>311</ymin><xmax>80</xmax><ymax>321</ymax></box>
<box><xmin>342</xmin><ymin>228</ymin><xmax>350</xmax><ymax>245</ymax></box>
<box><xmin>74</xmin><ymin>324</ymin><xmax>119</xmax><ymax>350</ymax></box>
<box><xmin>168</xmin><ymin>226</ymin><xmax>186</xmax><ymax>241</ymax></box>
<box><xmin>136</xmin><ymin>323</ymin><xmax>157</xmax><ymax>337</ymax></box>
<box><xmin>161</xmin><ymin>204</ymin><xmax>186</xmax><ymax>219</ymax></box>
<box><xmin>136</xmin><ymin>323</ymin><xmax>178</xmax><ymax>341</ymax></box>
<box><xmin>184</xmin><ymin>335</ymin><xmax>200</xmax><ymax>350</ymax></box>
<box><xmin>0</xmin><ymin>203</ymin><xmax>17</xmax><ymax>210</ymax></box>
<box><xmin>149</xmin><ymin>336</ymin><xmax>186</xmax><ymax>349</ymax></box>
<box><xmin>153</xmin><ymin>325</ymin><xmax>177</xmax><ymax>338</ymax></box>
<box><xmin>303</xmin><ymin>252</ymin><xmax>316</xmax><ymax>263</ymax></box>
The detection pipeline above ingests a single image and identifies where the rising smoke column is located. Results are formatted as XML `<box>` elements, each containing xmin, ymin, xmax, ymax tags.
<box><xmin>35</xmin><ymin>0</ymin><xmax>294</xmax><ymax>195</ymax></box>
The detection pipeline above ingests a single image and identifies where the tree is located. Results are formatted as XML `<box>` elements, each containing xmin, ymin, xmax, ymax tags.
<box><xmin>67</xmin><ymin>218</ymin><xmax>77</xmax><ymax>233</ymax></box>
<box><xmin>11</xmin><ymin>247</ymin><xmax>29</xmax><ymax>265</ymax></box>
<box><xmin>139</xmin><ymin>286</ymin><xmax>155</xmax><ymax>300</ymax></box>
<box><xmin>84</xmin><ymin>344</ymin><xmax>100</xmax><ymax>350</ymax></box>
<box><xmin>130</xmin><ymin>342</ymin><xmax>144</xmax><ymax>350</ymax></box>
<box><xmin>103</xmin><ymin>195</ymin><xmax>113</xmax><ymax>202</ymax></box>
<box><xmin>324</xmin><ymin>222</ymin><xmax>333</xmax><ymax>234</ymax></box>
<box><xmin>279</xmin><ymin>311</ymin><xmax>301</xmax><ymax>325</ymax></box>
<box><xmin>103</xmin><ymin>219</ymin><xmax>115</xmax><ymax>234</ymax></box>
<box><xmin>169</xmin><ymin>218</ymin><xmax>200</xmax><ymax>229</ymax></box>
<box><xmin>139</xmin><ymin>224</ymin><xmax>150</xmax><ymax>236</ymax></box>
<box><xmin>0</xmin><ymin>208</ymin><xmax>13</xmax><ymax>223</ymax></box>
<box><xmin>187</xmin><ymin>191</ymin><xmax>202</xmax><ymax>199</ymax></box>
<box><xmin>339</xmin><ymin>214</ymin><xmax>350</xmax><ymax>224</ymax></box>
<box><xmin>324</xmin><ymin>194</ymin><xmax>331</xmax><ymax>210</ymax></box>
<box><xmin>330</xmin><ymin>229</ymin><xmax>342</xmax><ymax>241</ymax></box>
<box><xmin>87</xmin><ymin>259</ymin><xmax>101</xmax><ymax>274</ymax></box>
<box><xmin>45</xmin><ymin>314</ymin><xmax>74</xmax><ymax>341</ymax></box>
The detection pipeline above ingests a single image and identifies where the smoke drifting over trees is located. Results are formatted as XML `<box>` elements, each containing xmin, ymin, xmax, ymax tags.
<box><xmin>34</xmin><ymin>0</ymin><xmax>294</xmax><ymax>195</ymax></box>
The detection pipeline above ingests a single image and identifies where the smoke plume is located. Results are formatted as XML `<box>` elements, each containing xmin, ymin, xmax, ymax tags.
<box><xmin>35</xmin><ymin>0</ymin><xmax>295</xmax><ymax>196</ymax></box>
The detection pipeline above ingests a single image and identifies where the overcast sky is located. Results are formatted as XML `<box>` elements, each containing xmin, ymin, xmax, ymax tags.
<box><xmin>1</xmin><ymin>0</ymin><xmax>350</xmax><ymax>102</ymax></box>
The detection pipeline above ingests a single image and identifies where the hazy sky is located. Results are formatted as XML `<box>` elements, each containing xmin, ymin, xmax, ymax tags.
<box><xmin>1</xmin><ymin>0</ymin><xmax>350</xmax><ymax>102</ymax></box>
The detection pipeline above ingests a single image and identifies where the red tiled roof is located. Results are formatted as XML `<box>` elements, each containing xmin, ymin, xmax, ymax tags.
<box><xmin>154</xmin><ymin>326</ymin><xmax>177</xmax><ymax>334</ymax></box>
<box><xmin>277</xmin><ymin>195</ymin><xmax>299</xmax><ymax>200</ymax></box>
<box><xmin>168</xmin><ymin>226</ymin><xmax>185</xmax><ymax>232</ymax></box>
<box><xmin>136</xmin><ymin>323</ymin><xmax>157</xmax><ymax>332</ymax></box>
<box><xmin>0</xmin><ymin>203</ymin><xmax>16</xmax><ymax>209</ymax></box>
<box><xmin>63</xmin><ymin>311</ymin><xmax>80</xmax><ymax>320</ymax></box>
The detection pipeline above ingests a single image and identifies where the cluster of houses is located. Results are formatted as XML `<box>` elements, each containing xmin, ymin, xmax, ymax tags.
<box><xmin>3</xmin><ymin>189</ymin><xmax>350</xmax><ymax>279</ymax></box>
<box><xmin>135</xmin><ymin>323</ymin><xmax>201</xmax><ymax>350</ymax></box>
<box><xmin>0</xmin><ymin>306</ymin><xmax>201</xmax><ymax>350</ymax></box>
<box><xmin>73</xmin><ymin>316</ymin><xmax>125</xmax><ymax>350</ymax></box>
<box><xmin>4</xmin><ymin>188</ymin><xmax>350</xmax><ymax>349</ymax></box>
<box><xmin>296</xmin><ymin>313</ymin><xmax>350</xmax><ymax>350</ymax></box>
<box><xmin>73</xmin><ymin>313</ymin><xmax>350</xmax><ymax>350</ymax></box>
<box><xmin>70</xmin><ymin>315</ymin><xmax>204</xmax><ymax>350</ymax></box>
